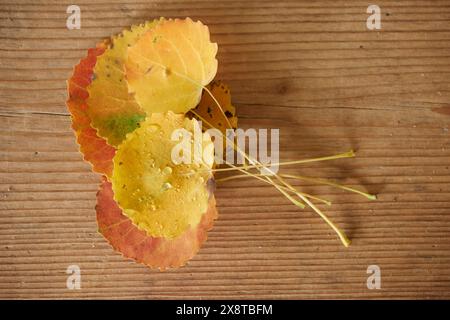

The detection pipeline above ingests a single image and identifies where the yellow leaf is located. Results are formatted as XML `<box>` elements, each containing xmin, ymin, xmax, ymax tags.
<box><xmin>125</xmin><ymin>18</ymin><xmax>218</xmax><ymax>115</ymax></box>
<box><xmin>86</xmin><ymin>19</ymin><xmax>162</xmax><ymax>146</ymax></box>
<box><xmin>111</xmin><ymin>112</ymin><xmax>214</xmax><ymax>239</ymax></box>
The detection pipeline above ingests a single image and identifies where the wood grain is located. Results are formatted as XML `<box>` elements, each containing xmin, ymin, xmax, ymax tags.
<box><xmin>1</xmin><ymin>0</ymin><xmax>450</xmax><ymax>299</ymax></box>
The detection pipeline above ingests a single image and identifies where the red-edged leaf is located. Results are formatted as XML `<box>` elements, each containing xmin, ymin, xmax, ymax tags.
<box><xmin>96</xmin><ymin>179</ymin><xmax>218</xmax><ymax>270</ymax></box>
<box><xmin>67</xmin><ymin>43</ymin><xmax>116</xmax><ymax>176</ymax></box>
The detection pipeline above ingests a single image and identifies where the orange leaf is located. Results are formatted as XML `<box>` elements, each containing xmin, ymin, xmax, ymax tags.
<box><xmin>67</xmin><ymin>43</ymin><xmax>116</xmax><ymax>176</ymax></box>
<box><xmin>96</xmin><ymin>179</ymin><xmax>218</xmax><ymax>270</ymax></box>
<box><xmin>191</xmin><ymin>80</ymin><xmax>238</xmax><ymax>134</ymax></box>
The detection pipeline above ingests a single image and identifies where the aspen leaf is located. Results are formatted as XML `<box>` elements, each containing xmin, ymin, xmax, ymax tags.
<box><xmin>66</xmin><ymin>42</ymin><xmax>116</xmax><ymax>176</ymax></box>
<box><xmin>86</xmin><ymin>19</ymin><xmax>162</xmax><ymax>147</ymax></box>
<box><xmin>96</xmin><ymin>179</ymin><xmax>218</xmax><ymax>270</ymax></box>
<box><xmin>125</xmin><ymin>18</ymin><xmax>218</xmax><ymax>114</ymax></box>
<box><xmin>111</xmin><ymin>112</ymin><xmax>215</xmax><ymax>239</ymax></box>
<box><xmin>191</xmin><ymin>80</ymin><xmax>237</xmax><ymax>134</ymax></box>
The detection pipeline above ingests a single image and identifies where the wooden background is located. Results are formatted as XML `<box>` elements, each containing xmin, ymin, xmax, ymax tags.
<box><xmin>1</xmin><ymin>0</ymin><xmax>450</xmax><ymax>299</ymax></box>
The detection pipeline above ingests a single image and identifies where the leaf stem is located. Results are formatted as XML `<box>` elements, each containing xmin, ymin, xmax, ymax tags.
<box><xmin>206</xmin><ymin>150</ymin><xmax>355</xmax><ymax>173</ymax></box>
<box><xmin>281</xmin><ymin>174</ymin><xmax>377</xmax><ymax>200</ymax></box>
<box><xmin>299</xmin><ymin>194</ymin><xmax>351</xmax><ymax>247</ymax></box>
<box><xmin>148</xmin><ymin>60</ymin><xmax>356</xmax><ymax>246</ymax></box>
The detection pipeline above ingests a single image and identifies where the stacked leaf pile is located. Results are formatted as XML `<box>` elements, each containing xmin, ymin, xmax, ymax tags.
<box><xmin>67</xmin><ymin>17</ymin><xmax>376</xmax><ymax>270</ymax></box>
<box><xmin>67</xmin><ymin>18</ymin><xmax>237</xmax><ymax>269</ymax></box>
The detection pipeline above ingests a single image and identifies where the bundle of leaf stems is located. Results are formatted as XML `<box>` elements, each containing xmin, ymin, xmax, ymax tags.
<box><xmin>155</xmin><ymin>63</ymin><xmax>376</xmax><ymax>247</ymax></box>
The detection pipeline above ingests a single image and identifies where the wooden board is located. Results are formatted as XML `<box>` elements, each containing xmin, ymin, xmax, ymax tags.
<box><xmin>1</xmin><ymin>0</ymin><xmax>450</xmax><ymax>299</ymax></box>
